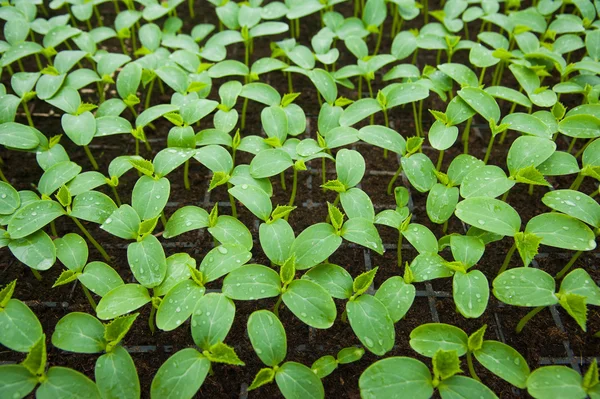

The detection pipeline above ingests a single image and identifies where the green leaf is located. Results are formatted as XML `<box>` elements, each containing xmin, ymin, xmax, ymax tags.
<box><xmin>275</xmin><ymin>361</ymin><xmax>325</xmax><ymax>399</ymax></box>
<box><xmin>259</xmin><ymin>219</ymin><xmax>294</xmax><ymax>265</ymax></box>
<box><xmin>95</xmin><ymin>346</ymin><xmax>140</xmax><ymax>399</ymax></box>
<box><xmin>507</xmin><ymin>136</ymin><xmax>556</xmax><ymax>175</ymax></box>
<box><xmin>340</xmin><ymin>188</ymin><xmax>375</xmax><ymax>221</ymax></box>
<box><xmin>127</xmin><ymin>235</ymin><xmax>166</xmax><ymax>288</ymax></box>
<box><xmin>290</xmin><ymin>223</ymin><xmax>342</xmax><ymax>270</ymax></box>
<box><xmin>559</xmin><ymin>293</ymin><xmax>588</xmax><ymax>331</ymax></box>
<box><xmin>150</xmin><ymin>349</ymin><xmax>210</xmax><ymax>399</ymax></box>
<box><xmin>247</xmin><ymin>310</ymin><xmax>287</xmax><ymax>367</ymax></box>
<box><xmin>341</xmin><ymin>218</ymin><xmax>384</xmax><ymax>254</ymax></box>
<box><xmin>0</xmin><ymin>181</ymin><xmax>19</xmax><ymax>215</ymax></box>
<box><xmin>428</xmin><ymin>121</ymin><xmax>459</xmax><ymax>151</ymax></box>
<box><xmin>514</xmin><ymin>165</ymin><xmax>550</xmax><ymax>186</ymax></box>
<box><xmin>228</xmin><ymin>183</ymin><xmax>272</xmax><ymax>222</ymax></box>
<box><xmin>359</xmin><ymin>357</ymin><xmax>434</xmax><ymax>399</ymax></box>
<box><xmin>199</xmin><ymin>244</ymin><xmax>251</xmax><ymax>283</ymax></box>
<box><xmin>455</xmin><ymin>197</ymin><xmax>521</xmax><ymax>237</ymax></box>
<box><xmin>438</xmin><ymin>375</ymin><xmax>498</xmax><ymax>399</ymax></box>
<box><xmin>37</xmin><ymin>367</ymin><xmax>101</xmax><ymax>399</ymax></box>
<box><xmin>542</xmin><ymin>190</ymin><xmax>600</xmax><ymax>228</ymax></box>
<box><xmin>492</xmin><ymin>268</ymin><xmax>558</xmax><ymax>307</ymax></box>
<box><xmin>136</xmin><ymin>104</ymin><xmax>179</xmax><ymax>128</ymax></box>
<box><xmin>514</xmin><ymin>232</ymin><xmax>541</xmax><ymax>267</ymax></box>
<box><xmin>339</xmin><ymin>98</ymin><xmax>382</xmax><ymax>127</ymax></box>
<box><xmin>9</xmin><ymin>230</ymin><xmax>56</xmax><ymax>270</ymax></box>
<box><xmin>208</xmin><ymin>215</ymin><xmax>253</xmax><ymax>250</ymax></box>
<box><xmin>248</xmin><ymin>368</ymin><xmax>275</xmax><ymax>391</ymax></box>
<box><xmin>131</xmin><ymin>176</ymin><xmax>170</xmax><ymax>221</ymax></box>
<box><xmin>328</xmin><ymin>202</ymin><xmax>345</xmax><ymax>231</ymax></box>
<box><xmin>0</xmin><ymin>122</ymin><xmax>39</xmax><ymax>149</ymax></box>
<box><xmin>191</xmin><ymin>293</ymin><xmax>236</xmax><ymax>350</ymax></box>
<box><xmin>459</xmin><ymin>165</ymin><xmax>515</xmax><ymax>199</ymax></box>
<box><xmin>96</xmin><ymin>284</ymin><xmax>151</xmax><ymax>320</ymax></box>
<box><xmin>38</xmin><ymin>161</ymin><xmax>82</xmax><ymax>196</ymax></box>
<box><xmin>223</xmin><ymin>264</ymin><xmax>281</xmax><ymax>300</ymax></box>
<box><xmin>558</xmin><ymin>114</ymin><xmax>600</xmax><ymax>138</ymax></box>
<box><xmin>358</xmin><ymin>125</ymin><xmax>407</xmax><ymax>154</ymax></box>
<box><xmin>501</xmin><ymin>113</ymin><xmax>551</xmax><ymax>139</ymax></box>
<box><xmin>280</xmin><ymin>255</ymin><xmax>296</xmax><ymax>286</ymax></box>
<box><xmin>375</xmin><ymin>276</ymin><xmax>416</xmax><ymax>322</ymax></box>
<box><xmin>153</xmin><ymin>148</ymin><xmax>196</xmax><ymax>178</ymax></box>
<box><xmin>0</xmin><ymin>299</ymin><xmax>43</xmax><ymax>352</ymax></box>
<box><xmin>583</xmin><ymin>359</ymin><xmax>599</xmax><ymax>391</ymax></box>
<box><xmin>474</xmin><ymin>341</ymin><xmax>530</xmax><ymax>388</ymax></box>
<box><xmin>433</xmin><ymin>349</ymin><xmax>462</xmax><ymax>381</ymax></box>
<box><xmin>163</xmin><ymin>206</ymin><xmax>209</xmax><ymax>239</ymax></box>
<box><xmin>347</xmin><ymin>294</ymin><xmax>395</xmax><ymax>355</ymax></box>
<box><xmin>156</xmin><ymin>280</ymin><xmax>205</xmax><ymax>331</ymax></box>
<box><xmin>55</xmin><ymin>233</ymin><xmax>88</xmax><ymax>271</ymax></box>
<box><xmin>61</xmin><ymin>112</ymin><xmax>96</xmax><ymax>146</ymax></box>
<box><xmin>336</xmin><ymin>149</ymin><xmax>365</xmax><ymax>188</ymax></box>
<box><xmin>410</xmin><ymin>323</ymin><xmax>468</xmax><ymax>358</ymax></box>
<box><xmin>527</xmin><ymin>366</ymin><xmax>586</xmax><ymax>399</ymax></box>
<box><xmin>402</xmin><ymin>153</ymin><xmax>437</xmax><ymax>193</ymax></box>
<box><xmin>0</xmin><ymin>280</ymin><xmax>16</xmax><ymax>308</ymax></box>
<box><xmin>302</xmin><ymin>263</ymin><xmax>354</xmax><ymax>300</ymax></box>
<box><xmin>282</xmin><ymin>279</ymin><xmax>337</xmax><ymax>329</ymax></box>
<box><xmin>337</xmin><ymin>346</ymin><xmax>365</xmax><ymax>364</ymax></box>
<box><xmin>52</xmin><ymin>312</ymin><xmax>105</xmax><ymax>353</ymax></box>
<box><xmin>205</xmin><ymin>342</ymin><xmax>244</xmax><ymax>366</ymax></box>
<box><xmin>453</xmin><ymin>270</ymin><xmax>489</xmax><ymax>318</ymax></box>
<box><xmin>353</xmin><ymin>267</ymin><xmax>378</xmax><ymax>297</ymax></box>
<box><xmin>450</xmin><ymin>235</ymin><xmax>484</xmax><ymax>267</ymax></box>
<box><xmin>70</xmin><ymin>191</ymin><xmax>117</xmax><ymax>225</ymax></box>
<box><xmin>311</xmin><ymin>355</ymin><xmax>337</xmax><ymax>378</ymax></box>
<box><xmin>525</xmin><ymin>213</ymin><xmax>596</xmax><ymax>251</ymax></box>
<box><xmin>0</xmin><ymin>365</ymin><xmax>37</xmax><ymax>399</ymax></box>
<box><xmin>8</xmin><ymin>200</ymin><xmax>64</xmax><ymax>239</ymax></box>
<box><xmin>457</xmin><ymin>87</ymin><xmax>500</xmax><ymax>123</ymax></box>
<box><xmin>21</xmin><ymin>334</ymin><xmax>46</xmax><ymax>377</ymax></box>
<box><xmin>403</xmin><ymin>223</ymin><xmax>438</xmax><ymax>254</ymax></box>
<box><xmin>79</xmin><ymin>261</ymin><xmax>124</xmax><ymax>297</ymax></box>
<box><xmin>559</xmin><ymin>269</ymin><xmax>600</xmax><ymax>306</ymax></box>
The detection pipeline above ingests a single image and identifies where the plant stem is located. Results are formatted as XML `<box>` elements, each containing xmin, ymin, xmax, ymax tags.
<box><xmin>183</xmin><ymin>159</ymin><xmax>190</xmax><ymax>190</ymax></box>
<box><xmin>569</xmin><ymin>173</ymin><xmax>584</xmax><ymax>191</ymax></box>
<box><xmin>358</xmin><ymin>76</ymin><xmax>363</xmax><ymax>99</ymax></box>
<box><xmin>188</xmin><ymin>0</ymin><xmax>195</xmax><ymax>17</ymax></box>
<box><xmin>462</xmin><ymin>117</ymin><xmax>473</xmax><ymax>154</ymax></box>
<box><xmin>436</xmin><ymin>150</ymin><xmax>444</xmax><ymax>171</ymax></box>
<box><xmin>149</xmin><ymin>303</ymin><xmax>156</xmax><ymax>334</ymax></box>
<box><xmin>145</xmin><ymin>78</ymin><xmax>155</xmax><ymax>110</ymax></box>
<box><xmin>50</xmin><ymin>221</ymin><xmax>58</xmax><ymax>237</ymax></box>
<box><xmin>478</xmin><ymin>67</ymin><xmax>487</xmax><ymax>85</ymax></box>
<box><xmin>516</xmin><ymin>306</ymin><xmax>545</xmax><ymax>333</ymax></box>
<box><xmin>81</xmin><ymin>284</ymin><xmax>97</xmax><ymax>311</ymax></box>
<box><xmin>160</xmin><ymin>212</ymin><xmax>167</xmax><ymax>229</ymax></box>
<box><xmin>227</xmin><ymin>183</ymin><xmax>238</xmax><ymax>218</ymax></box>
<box><xmin>273</xmin><ymin>295</ymin><xmax>283</xmax><ymax>318</ymax></box>
<box><xmin>322</xmin><ymin>157</ymin><xmax>327</xmax><ymax>192</ymax></box>
<box><xmin>374</xmin><ymin>25</ymin><xmax>384</xmax><ymax>55</ymax></box>
<box><xmin>567</xmin><ymin>137</ymin><xmax>577</xmax><ymax>154</ymax></box>
<box><xmin>528</xmin><ymin>184</ymin><xmax>534</xmax><ymax>196</ymax></box>
<box><xmin>280</xmin><ymin>171</ymin><xmax>287</xmax><ymax>191</ymax></box>
<box><xmin>483</xmin><ymin>134</ymin><xmax>496</xmax><ymax>164</ymax></box>
<box><xmin>71</xmin><ymin>217</ymin><xmax>111</xmax><ymax>262</ymax></box>
<box><xmin>288</xmin><ymin>168</ymin><xmax>298</xmax><ymax>210</ymax></box>
<box><xmin>467</xmin><ymin>351</ymin><xmax>480</xmax><ymax>381</ymax></box>
<box><xmin>0</xmin><ymin>166</ymin><xmax>8</xmax><ymax>183</ymax></box>
<box><xmin>22</xmin><ymin>102</ymin><xmax>34</xmax><ymax>127</ymax></box>
<box><xmin>387</xmin><ymin>165</ymin><xmax>403</xmax><ymax>195</ymax></box>
<box><xmin>442</xmin><ymin>219</ymin><xmax>448</xmax><ymax>234</ymax></box>
<box><xmin>241</xmin><ymin>97</ymin><xmax>249</xmax><ymax>129</ymax></box>
<box><xmin>412</xmin><ymin>102</ymin><xmax>420</xmax><ymax>136</ymax></box>
<box><xmin>397</xmin><ymin>233</ymin><xmax>403</xmax><ymax>267</ymax></box>
<box><xmin>110</xmin><ymin>185</ymin><xmax>122</xmax><ymax>207</ymax></box>
<box><xmin>83</xmin><ymin>145</ymin><xmax>99</xmax><ymax>170</ymax></box>
<box><xmin>555</xmin><ymin>251</ymin><xmax>582</xmax><ymax>279</ymax></box>
<box><xmin>341</xmin><ymin>309</ymin><xmax>348</xmax><ymax>323</ymax></box>
<box><xmin>31</xmin><ymin>268</ymin><xmax>43</xmax><ymax>281</ymax></box>
<box><xmin>498</xmin><ymin>242</ymin><xmax>516</xmax><ymax>275</ymax></box>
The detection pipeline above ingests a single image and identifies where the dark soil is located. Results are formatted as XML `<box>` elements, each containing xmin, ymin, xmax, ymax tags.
<box><xmin>1</xmin><ymin>0</ymin><xmax>599</xmax><ymax>398</ymax></box>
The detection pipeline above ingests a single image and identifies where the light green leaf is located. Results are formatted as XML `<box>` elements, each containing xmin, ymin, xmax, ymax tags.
<box><xmin>282</xmin><ymin>279</ymin><xmax>337</xmax><ymax>329</ymax></box>
<box><xmin>492</xmin><ymin>268</ymin><xmax>558</xmax><ymax>307</ymax></box>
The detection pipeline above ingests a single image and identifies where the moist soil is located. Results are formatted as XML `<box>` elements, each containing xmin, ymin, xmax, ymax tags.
<box><xmin>1</xmin><ymin>0</ymin><xmax>599</xmax><ymax>398</ymax></box>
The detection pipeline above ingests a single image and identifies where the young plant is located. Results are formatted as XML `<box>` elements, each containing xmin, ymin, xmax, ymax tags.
<box><xmin>494</xmin><ymin>267</ymin><xmax>600</xmax><ymax>332</ymax></box>
<box><xmin>409</xmin><ymin>323</ymin><xmax>530</xmax><ymax>388</ymax></box>
<box><xmin>526</xmin><ymin>359</ymin><xmax>600</xmax><ymax>399</ymax></box>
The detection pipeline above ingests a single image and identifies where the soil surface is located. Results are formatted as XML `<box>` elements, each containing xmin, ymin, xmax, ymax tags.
<box><xmin>1</xmin><ymin>0</ymin><xmax>599</xmax><ymax>398</ymax></box>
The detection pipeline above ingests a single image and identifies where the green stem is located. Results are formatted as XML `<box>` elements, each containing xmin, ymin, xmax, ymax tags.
<box><xmin>358</xmin><ymin>76</ymin><xmax>363</xmax><ymax>99</ymax></box>
<box><xmin>110</xmin><ymin>185</ymin><xmax>122</xmax><ymax>207</ymax></box>
<box><xmin>0</xmin><ymin>166</ymin><xmax>8</xmax><ymax>183</ymax></box>
<box><xmin>374</xmin><ymin>25</ymin><xmax>384</xmax><ymax>55</ymax></box>
<box><xmin>423</xmin><ymin>0</ymin><xmax>429</xmax><ymax>23</ymax></box>
<box><xmin>462</xmin><ymin>117</ymin><xmax>473</xmax><ymax>154</ymax></box>
<box><xmin>31</xmin><ymin>268</ymin><xmax>43</xmax><ymax>281</ymax></box>
<box><xmin>145</xmin><ymin>78</ymin><xmax>155</xmax><ymax>110</ymax></box>
<box><xmin>273</xmin><ymin>295</ymin><xmax>283</xmax><ymax>318</ymax></box>
<box><xmin>341</xmin><ymin>309</ymin><xmax>348</xmax><ymax>323</ymax></box>
<box><xmin>149</xmin><ymin>303</ymin><xmax>156</xmax><ymax>334</ymax></box>
<box><xmin>322</xmin><ymin>157</ymin><xmax>327</xmax><ymax>192</ymax></box>
<box><xmin>516</xmin><ymin>306</ymin><xmax>545</xmax><ymax>333</ymax></box>
<box><xmin>478</xmin><ymin>67</ymin><xmax>486</xmax><ymax>85</ymax></box>
<box><xmin>528</xmin><ymin>184</ymin><xmax>534</xmax><ymax>196</ymax></box>
<box><xmin>280</xmin><ymin>171</ymin><xmax>287</xmax><ymax>191</ymax></box>
<box><xmin>241</xmin><ymin>97</ymin><xmax>249</xmax><ymax>129</ymax></box>
<box><xmin>567</xmin><ymin>137</ymin><xmax>577</xmax><ymax>154</ymax></box>
<box><xmin>83</xmin><ymin>145</ymin><xmax>99</xmax><ymax>170</ymax></box>
<box><xmin>498</xmin><ymin>242</ymin><xmax>516</xmax><ymax>275</ymax></box>
<box><xmin>387</xmin><ymin>165</ymin><xmax>402</xmax><ymax>195</ymax></box>
<box><xmin>397</xmin><ymin>233</ymin><xmax>403</xmax><ymax>267</ymax></box>
<box><xmin>467</xmin><ymin>351</ymin><xmax>480</xmax><ymax>381</ymax></box>
<box><xmin>483</xmin><ymin>134</ymin><xmax>496</xmax><ymax>164</ymax></box>
<box><xmin>574</xmin><ymin>139</ymin><xmax>592</xmax><ymax>159</ymax></box>
<box><xmin>288</xmin><ymin>168</ymin><xmax>298</xmax><ymax>208</ymax></box>
<box><xmin>183</xmin><ymin>160</ymin><xmax>190</xmax><ymax>190</ymax></box>
<box><xmin>22</xmin><ymin>102</ymin><xmax>34</xmax><ymax>127</ymax></box>
<box><xmin>555</xmin><ymin>251</ymin><xmax>582</xmax><ymax>279</ymax></box>
<box><xmin>442</xmin><ymin>219</ymin><xmax>448</xmax><ymax>234</ymax></box>
<box><xmin>93</xmin><ymin>5</ymin><xmax>103</xmax><ymax>26</ymax></box>
<box><xmin>50</xmin><ymin>221</ymin><xmax>58</xmax><ymax>237</ymax></box>
<box><xmin>569</xmin><ymin>173</ymin><xmax>584</xmax><ymax>191</ymax></box>
<box><xmin>160</xmin><ymin>212</ymin><xmax>167</xmax><ymax>229</ymax></box>
<box><xmin>412</xmin><ymin>102</ymin><xmax>420</xmax><ymax>137</ymax></box>
<box><xmin>81</xmin><ymin>284</ymin><xmax>97</xmax><ymax>311</ymax></box>
<box><xmin>287</xmin><ymin>72</ymin><xmax>293</xmax><ymax>93</ymax></box>
<box><xmin>71</xmin><ymin>217</ymin><xmax>111</xmax><ymax>262</ymax></box>
<box><xmin>188</xmin><ymin>0</ymin><xmax>195</xmax><ymax>17</ymax></box>
<box><xmin>227</xmin><ymin>183</ymin><xmax>238</xmax><ymax>218</ymax></box>
<box><xmin>436</xmin><ymin>150</ymin><xmax>444</xmax><ymax>171</ymax></box>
